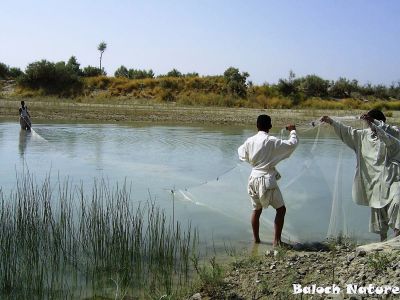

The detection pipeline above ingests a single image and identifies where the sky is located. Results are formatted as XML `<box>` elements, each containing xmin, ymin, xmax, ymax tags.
<box><xmin>1</xmin><ymin>0</ymin><xmax>400</xmax><ymax>85</ymax></box>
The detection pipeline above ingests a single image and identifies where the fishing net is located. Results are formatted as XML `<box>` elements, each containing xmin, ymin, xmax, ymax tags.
<box><xmin>175</xmin><ymin>117</ymin><xmax>382</xmax><ymax>243</ymax></box>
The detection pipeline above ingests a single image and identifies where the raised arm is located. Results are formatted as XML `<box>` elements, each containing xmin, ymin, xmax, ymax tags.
<box><xmin>272</xmin><ymin>125</ymin><xmax>298</xmax><ymax>160</ymax></box>
<box><xmin>321</xmin><ymin>116</ymin><xmax>360</xmax><ymax>151</ymax></box>
<box><xmin>369</xmin><ymin>119</ymin><xmax>400</xmax><ymax>159</ymax></box>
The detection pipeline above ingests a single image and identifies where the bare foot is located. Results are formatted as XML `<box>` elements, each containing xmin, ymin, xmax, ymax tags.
<box><xmin>273</xmin><ymin>241</ymin><xmax>292</xmax><ymax>249</ymax></box>
<box><xmin>254</xmin><ymin>239</ymin><xmax>261</xmax><ymax>244</ymax></box>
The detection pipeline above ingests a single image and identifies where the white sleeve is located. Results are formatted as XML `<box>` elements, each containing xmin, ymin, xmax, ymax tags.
<box><xmin>372</xmin><ymin>120</ymin><xmax>400</xmax><ymax>152</ymax></box>
<box><xmin>238</xmin><ymin>141</ymin><xmax>249</xmax><ymax>162</ymax></box>
<box><xmin>272</xmin><ymin>130</ymin><xmax>298</xmax><ymax>160</ymax></box>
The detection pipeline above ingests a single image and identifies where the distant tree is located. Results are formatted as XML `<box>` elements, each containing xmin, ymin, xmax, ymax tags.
<box><xmin>66</xmin><ymin>56</ymin><xmax>81</xmax><ymax>76</ymax></box>
<box><xmin>128</xmin><ymin>69</ymin><xmax>154</xmax><ymax>79</ymax></box>
<box><xmin>388</xmin><ymin>81</ymin><xmax>400</xmax><ymax>99</ymax></box>
<box><xmin>359</xmin><ymin>83</ymin><xmax>375</xmax><ymax>97</ymax></box>
<box><xmin>329</xmin><ymin>77</ymin><xmax>359</xmax><ymax>98</ymax></box>
<box><xmin>166</xmin><ymin>69</ymin><xmax>182</xmax><ymax>77</ymax></box>
<box><xmin>8</xmin><ymin>67</ymin><xmax>23</xmax><ymax>78</ymax></box>
<box><xmin>114</xmin><ymin>65</ymin><xmax>129</xmax><ymax>78</ymax></box>
<box><xmin>298</xmin><ymin>75</ymin><xmax>329</xmax><ymax>98</ymax></box>
<box><xmin>18</xmin><ymin>59</ymin><xmax>83</xmax><ymax>96</ymax></box>
<box><xmin>184</xmin><ymin>72</ymin><xmax>199</xmax><ymax>77</ymax></box>
<box><xmin>223</xmin><ymin>67</ymin><xmax>249</xmax><ymax>98</ymax></box>
<box><xmin>0</xmin><ymin>62</ymin><xmax>9</xmax><ymax>79</ymax></box>
<box><xmin>276</xmin><ymin>70</ymin><xmax>297</xmax><ymax>96</ymax></box>
<box><xmin>372</xmin><ymin>84</ymin><xmax>389</xmax><ymax>99</ymax></box>
<box><xmin>97</xmin><ymin>41</ymin><xmax>107</xmax><ymax>71</ymax></box>
<box><xmin>82</xmin><ymin>65</ymin><xmax>105</xmax><ymax>77</ymax></box>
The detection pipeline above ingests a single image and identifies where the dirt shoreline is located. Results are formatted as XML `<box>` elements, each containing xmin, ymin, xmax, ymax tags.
<box><xmin>193</xmin><ymin>242</ymin><xmax>400</xmax><ymax>300</ymax></box>
<box><xmin>0</xmin><ymin>97</ymin><xmax>376</xmax><ymax>127</ymax></box>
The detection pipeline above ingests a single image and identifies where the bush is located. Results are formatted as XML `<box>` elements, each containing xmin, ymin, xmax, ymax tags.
<box><xmin>82</xmin><ymin>66</ymin><xmax>105</xmax><ymax>77</ymax></box>
<box><xmin>166</xmin><ymin>68</ymin><xmax>182</xmax><ymax>77</ymax></box>
<box><xmin>0</xmin><ymin>63</ymin><xmax>9</xmax><ymax>79</ymax></box>
<box><xmin>128</xmin><ymin>68</ymin><xmax>154</xmax><ymax>79</ymax></box>
<box><xmin>84</xmin><ymin>76</ymin><xmax>111</xmax><ymax>90</ymax></box>
<box><xmin>0</xmin><ymin>63</ymin><xmax>23</xmax><ymax>79</ymax></box>
<box><xmin>223</xmin><ymin>67</ymin><xmax>249</xmax><ymax>98</ymax></box>
<box><xmin>8</xmin><ymin>67</ymin><xmax>23</xmax><ymax>78</ymax></box>
<box><xmin>297</xmin><ymin>75</ymin><xmax>329</xmax><ymax>98</ymax></box>
<box><xmin>329</xmin><ymin>78</ymin><xmax>359</xmax><ymax>98</ymax></box>
<box><xmin>18</xmin><ymin>60</ymin><xmax>83</xmax><ymax>96</ymax></box>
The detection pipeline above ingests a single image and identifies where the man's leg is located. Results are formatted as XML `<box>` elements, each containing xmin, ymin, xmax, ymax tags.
<box><xmin>394</xmin><ymin>228</ymin><xmax>399</xmax><ymax>237</ymax></box>
<box><xmin>380</xmin><ymin>231</ymin><xmax>388</xmax><ymax>242</ymax></box>
<box><xmin>273</xmin><ymin>205</ymin><xmax>286</xmax><ymax>246</ymax></box>
<box><xmin>251</xmin><ymin>209</ymin><xmax>262</xmax><ymax>243</ymax></box>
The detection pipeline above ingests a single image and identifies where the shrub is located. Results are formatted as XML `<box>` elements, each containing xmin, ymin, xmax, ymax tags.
<box><xmin>127</xmin><ymin>68</ymin><xmax>154</xmax><ymax>79</ymax></box>
<box><xmin>223</xmin><ymin>67</ymin><xmax>249</xmax><ymax>98</ymax></box>
<box><xmin>18</xmin><ymin>60</ymin><xmax>83</xmax><ymax>96</ymax></box>
<box><xmin>82</xmin><ymin>65</ymin><xmax>105</xmax><ymax>77</ymax></box>
<box><xmin>166</xmin><ymin>68</ymin><xmax>182</xmax><ymax>77</ymax></box>
<box><xmin>84</xmin><ymin>76</ymin><xmax>111</xmax><ymax>90</ymax></box>
<box><xmin>329</xmin><ymin>78</ymin><xmax>359</xmax><ymax>98</ymax></box>
<box><xmin>8</xmin><ymin>67</ymin><xmax>23</xmax><ymax>78</ymax></box>
<box><xmin>0</xmin><ymin>63</ymin><xmax>8</xmax><ymax>79</ymax></box>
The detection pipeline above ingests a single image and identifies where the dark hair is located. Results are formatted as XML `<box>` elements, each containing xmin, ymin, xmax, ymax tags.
<box><xmin>367</xmin><ymin>109</ymin><xmax>386</xmax><ymax>122</ymax></box>
<box><xmin>21</xmin><ymin>101</ymin><xmax>25</xmax><ymax>106</ymax></box>
<box><xmin>257</xmin><ymin>114</ymin><xmax>272</xmax><ymax>131</ymax></box>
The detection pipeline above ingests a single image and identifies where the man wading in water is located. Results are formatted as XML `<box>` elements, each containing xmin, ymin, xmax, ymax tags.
<box><xmin>238</xmin><ymin>115</ymin><xmax>298</xmax><ymax>246</ymax></box>
<box><xmin>19</xmin><ymin>101</ymin><xmax>31</xmax><ymax>131</ymax></box>
<box><xmin>321</xmin><ymin>109</ymin><xmax>400</xmax><ymax>241</ymax></box>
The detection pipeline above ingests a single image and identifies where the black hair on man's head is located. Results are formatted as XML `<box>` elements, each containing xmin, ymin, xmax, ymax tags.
<box><xmin>257</xmin><ymin>114</ymin><xmax>272</xmax><ymax>131</ymax></box>
<box><xmin>21</xmin><ymin>101</ymin><xmax>25</xmax><ymax>106</ymax></box>
<box><xmin>367</xmin><ymin>109</ymin><xmax>386</xmax><ymax>122</ymax></box>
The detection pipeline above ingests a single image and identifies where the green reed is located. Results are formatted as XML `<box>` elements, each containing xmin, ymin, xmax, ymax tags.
<box><xmin>0</xmin><ymin>173</ymin><xmax>197</xmax><ymax>299</ymax></box>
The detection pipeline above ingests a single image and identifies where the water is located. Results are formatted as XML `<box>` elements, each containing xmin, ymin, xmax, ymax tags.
<box><xmin>0</xmin><ymin>121</ymin><xmax>378</xmax><ymax>250</ymax></box>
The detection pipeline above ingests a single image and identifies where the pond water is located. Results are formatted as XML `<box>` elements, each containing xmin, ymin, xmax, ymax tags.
<box><xmin>0</xmin><ymin>120</ymin><xmax>378</xmax><ymax>250</ymax></box>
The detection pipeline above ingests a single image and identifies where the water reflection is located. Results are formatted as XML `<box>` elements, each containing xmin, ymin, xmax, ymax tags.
<box><xmin>19</xmin><ymin>129</ymin><xmax>31</xmax><ymax>157</ymax></box>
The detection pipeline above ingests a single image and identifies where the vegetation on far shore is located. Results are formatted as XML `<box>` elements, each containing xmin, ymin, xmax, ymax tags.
<box><xmin>1</xmin><ymin>55</ymin><xmax>400</xmax><ymax>112</ymax></box>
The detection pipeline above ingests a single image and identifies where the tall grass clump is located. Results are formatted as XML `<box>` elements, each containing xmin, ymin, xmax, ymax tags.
<box><xmin>0</xmin><ymin>173</ymin><xmax>197</xmax><ymax>299</ymax></box>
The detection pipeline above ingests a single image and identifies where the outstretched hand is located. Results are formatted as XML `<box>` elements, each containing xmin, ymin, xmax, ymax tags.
<box><xmin>320</xmin><ymin>116</ymin><xmax>333</xmax><ymax>124</ymax></box>
<box><xmin>286</xmin><ymin>124</ymin><xmax>296</xmax><ymax>131</ymax></box>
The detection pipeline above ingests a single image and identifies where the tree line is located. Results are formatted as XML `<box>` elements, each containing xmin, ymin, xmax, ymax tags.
<box><xmin>1</xmin><ymin>57</ymin><xmax>399</xmax><ymax>101</ymax></box>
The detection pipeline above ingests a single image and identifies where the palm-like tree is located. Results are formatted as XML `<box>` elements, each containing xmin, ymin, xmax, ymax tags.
<box><xmin>97</xmin><ymin>41</ymin><xmax>107</xmax><ymax>71</ymax></box>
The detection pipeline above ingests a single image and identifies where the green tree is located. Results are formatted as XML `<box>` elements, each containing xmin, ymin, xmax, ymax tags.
<box><xmin>276</xmin><ymin>71</ymin><xmax>297</xmax><ymax>97</ymax></box>
<box><xmin>18</xmin><ymin>59</ymin><xmax>83</xmax><ymax>96</ymax></box>
<box><xmin>329</xmin><ymin>77</ymin><xmax>359</xmax><ymax>98</ymax></box>
<box><xmin>388</xmin><ymin>81</ymin><xmax>400</xmax><ymax>99</ymax></box>
<box><xmin>82</xmin><ymin>66</ymin><xmax>105</xmax><ymax>77</ymax></box>
<box><xmin>184</xmin><ymin>72</ymin><xmax>199</xmax><ymax>77</ymax></box>
<box><xmin>97</xmin><ymin>41</ymin><xmax>107</xmax><ymax>71</ymax></box>
<box><xmin>8</xmin><ymin>67</ymin><xmax>23</xmax><ymax>78</ymax></box>
<box><xmin>114</xmin><ymin>65</ymin><xmax>129</xmax><ymax>78</ymax></box>
<box><xmin>66</xmin><ymin>56</ymin><xmax>81</xmax><ymax>76</ymax></box>
<box><xmin>223</xmin><ymin>67</ymin><xmax>249</xmax><ymax>98</ymax></box>
<box><xmin>166</xmin><ymin>68</ymin><xmax>182</xmax><ymax>77</ymax></box>
<box><xmin>128</xmin><ymin>69</ymin><xmax>155</xmax><ymax>79</ymax></box>
<box><xmin>372</xmin><ymin>84</ymin><xmax>389</xmax><ymax>99</ymax></box>
<box><xmin>297</xmin><ymin>75</ymin><xmax>329</xmax><ymax>98</ymax></box>
<box><xmin>0</xmin><ymin>63</ymin><xmax>9</xmax><ymax>79</ymax></box>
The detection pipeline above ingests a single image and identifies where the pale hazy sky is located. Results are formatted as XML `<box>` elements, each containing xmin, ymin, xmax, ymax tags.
<box><xmin>1</xmin><ymin>0</ymin><xmax>399</xmax><ymax>84</ymax></box>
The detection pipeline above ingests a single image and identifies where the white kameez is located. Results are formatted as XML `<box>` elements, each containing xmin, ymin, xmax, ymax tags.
<box><xmin>238</xmin><ymin>130</ymin><xmax>298</xmax><ymax>209</ymax></box>
<box><xmin>332</xmin><ymin>120</ymin><xmax>400</xmax><ymax>233</ymax></box>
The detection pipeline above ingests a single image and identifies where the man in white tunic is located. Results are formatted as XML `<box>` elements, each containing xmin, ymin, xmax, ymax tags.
<box><xmin>238</xmin><ymin>115</ymin><xmax>298</xmax><ymax>246</ymax></box>
<box><xmin>321</xmin><ymin>109</ymin><xmax>400</xmax><ymax>241</ymax></box>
